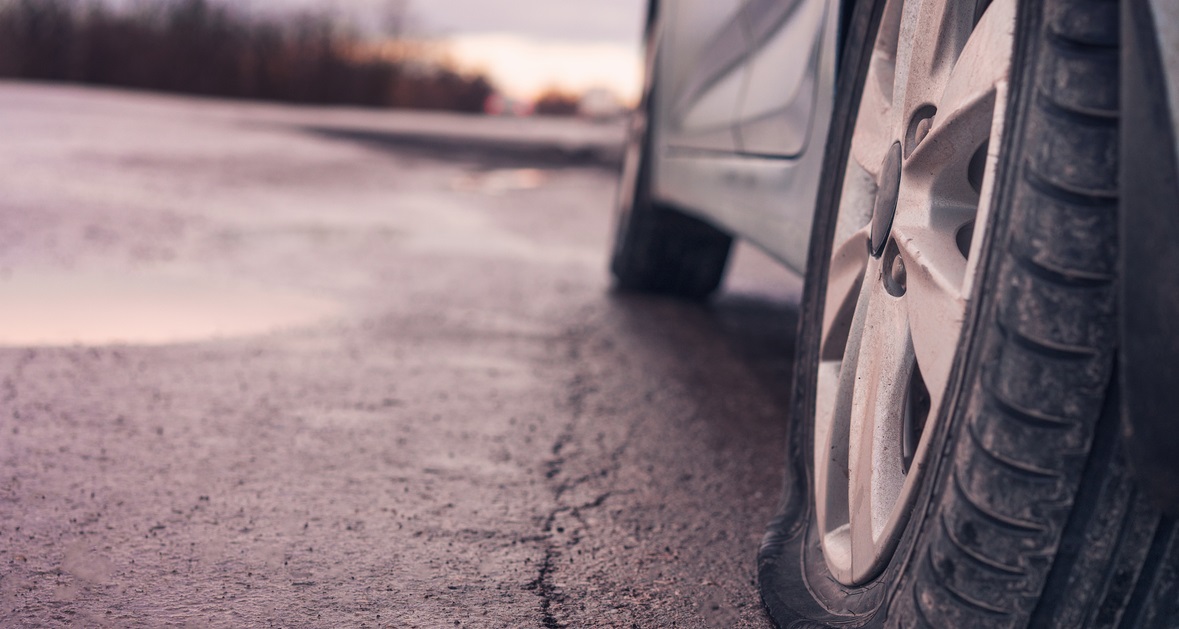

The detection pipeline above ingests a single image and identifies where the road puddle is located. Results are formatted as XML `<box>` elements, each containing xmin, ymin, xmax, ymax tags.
<box><xmin>0</xmin><ymin>269</ymin><xmax>339</xmax><ymax>346</ymax></box>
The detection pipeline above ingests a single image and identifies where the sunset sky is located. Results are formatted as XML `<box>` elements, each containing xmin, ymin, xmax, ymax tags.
<box><xmin>244</xmin><ymin>0</ymin><xmax>647</xmax><ymax>103</ymax></box>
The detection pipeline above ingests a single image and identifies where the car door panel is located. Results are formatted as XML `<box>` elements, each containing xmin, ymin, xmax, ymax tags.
<box><xmin>736</xmin><ymin>0</ymin><xmax>828</xmax><ymax>156</ymax></box>
<box><xmin>657</xmin><ymin>0</ymin><xmax>748</xmax><ymax>152</ymax></box>
<box><xmin>652</xmin><ymin>0</ymin><xmax>841</xmax><ymax>274</ymax></box>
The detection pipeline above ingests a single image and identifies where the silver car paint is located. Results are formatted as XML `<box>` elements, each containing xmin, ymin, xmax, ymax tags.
<box><xmin>650</xmin><ymin>0</ymin><xmax>840</xmax><ymax>274</ymax></box>
<box><xmin>661</xmin><ymin>0</ymin><xmax>748</xmax><ymax>152</ymax></box>
<box><xmin>736</xmin><ymin>0</ymin><xmax>828</xmax><ymax>155</ymax></box>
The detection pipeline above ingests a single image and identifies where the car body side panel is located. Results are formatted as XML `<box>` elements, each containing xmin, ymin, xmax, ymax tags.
<box><xmin>658</xmin><ymin>0</ymin><xmax>748</xmax><ymax>152</ymax></box>
<box><xmin>736</xmin><ymin>0</ymin><xmax>828</xmax><ymax>156</ymax></box>
<box><xmin>651</xmin><ymin>0</ymin><xmax>841</xmax><ymax>274</ymax></box>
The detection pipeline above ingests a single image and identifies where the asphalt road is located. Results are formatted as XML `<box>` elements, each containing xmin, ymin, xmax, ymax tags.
<box><xmin>0</xmin><ymin>82</ymin><xmax>802</xmax><ymax>628</ymax></box>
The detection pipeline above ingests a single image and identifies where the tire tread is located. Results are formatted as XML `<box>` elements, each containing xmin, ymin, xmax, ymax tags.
<box><xmin>940</xmin><ymin>512</ymin><xmax>1029</xmax><ymax>576</ymax></box>
<box><xmin>887</xmin><ymin>0</ymin><xmax>1130</xmax><ymax>626</ymax></box>
<box><xmin>611</xmin><ymin>204</ymin><xmax>733</xmax><ymax>300</ymax></box>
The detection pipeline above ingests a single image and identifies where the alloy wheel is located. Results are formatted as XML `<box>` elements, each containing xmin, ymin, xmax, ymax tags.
<box><xmin>812</xmin><ymin>0</ymin><xmax>1016</xmax><ymax>586</ymax></box>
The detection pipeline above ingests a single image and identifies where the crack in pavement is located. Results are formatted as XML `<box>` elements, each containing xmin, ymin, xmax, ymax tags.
<box><xmin>527</xmin><ymin>490</ymin><xmax>625</xmax><ymax>628</ymax></box>
<box><xmin>527</xmin><ymin>322</ymin><xmax>637</xmax><ymax>628</ymax></box>
<box><xmin>525</xmin><ymin>314</ymin><xmax>663</xmax><ymax>628</ymax></box>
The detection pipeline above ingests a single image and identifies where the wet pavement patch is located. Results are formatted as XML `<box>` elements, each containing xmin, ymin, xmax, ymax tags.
<box><xmin>0</xmin><ymin>268</ymin><xmax>339</xmax><ymax>346</ymax></box>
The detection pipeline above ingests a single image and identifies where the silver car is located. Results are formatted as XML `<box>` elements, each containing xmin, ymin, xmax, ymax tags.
<box><xmin>611</xmin><ymin>0</ymin><xmax>1179</xmax><ymax>625</ymax></box>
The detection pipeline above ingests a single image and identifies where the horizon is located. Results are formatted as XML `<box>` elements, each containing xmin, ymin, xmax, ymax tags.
<box><xmin>235</xmin><ymin>0</ymin><xmax>646</xmax><ymax>104</ymax></box>
<box><xmin>28</xmin><ymin>0</ymin><xmax>646</xmax><ymax>106</ymax></box>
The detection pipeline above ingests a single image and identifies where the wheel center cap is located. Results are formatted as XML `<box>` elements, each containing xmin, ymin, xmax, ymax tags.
<box><xmin>870</xmin><ymin>142</ymin><xmax>903</xmax><ymax>258</ymax></box>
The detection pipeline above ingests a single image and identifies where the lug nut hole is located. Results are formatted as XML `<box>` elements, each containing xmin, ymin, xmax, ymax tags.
<box><xmin>902</xmin><ymin>365</ymin><xmax>931</xmax><ymax>474</ymax></box>
<box><xmin>882</xmin><ymin>238</ymin><xmax>907</xmax><ymax>297</ymax></box>
<box><xmin>956</xmin><ymin>221</ymin><xmax>975</xmax><ymax>259</ymax></box>
<box><xmin>968</xmin><ymin>141</ymin><xmax>989</xmax><ymax>194</ymax></box>
<box><xmin>904</xmin><ymin>105</ymin><xmax>938</xmax><ymax>158</ymax></box>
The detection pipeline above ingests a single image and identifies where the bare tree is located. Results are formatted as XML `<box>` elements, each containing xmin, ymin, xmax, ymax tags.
<box><xmin>0</xmin><ymin>0</ymin><xmax>493</xmax><ymax>112</ymax></box>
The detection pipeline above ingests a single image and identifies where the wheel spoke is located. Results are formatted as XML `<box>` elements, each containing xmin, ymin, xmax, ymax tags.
<box><xmin>815</xmin><ymin>257</ymin><xmax>877</xmax><ymax>549</ymax></box>
<box><xmin>844</xmin><ymin>268</ymin><xmax>913</xmax><ymax>578</ymax></box>
<box><xmin>850</xmin><ymin>57</ymin><xmax>898</xmax><ymax>179</ymax></box>
<box><xmin>815</xmin><ymin>356</ymin><xmax>851</xmax><ymax>555</ymax></box>
<box><xmin>889</xmin><ymin>220</ymin><xmax>966</xmax><ymax>413</ymax></box>
<box><xmin>935</xmin><ymin>0</ymin><xmax>1016</xmax><ymax>123</ymax></box>
<box><xmin>821</xmin><ymin>225</ymin><xmax>870</xmax><ymax>360</ymax></box>
<box><xmin>891</xmin><ymin>0</ymin><xmax>978</xmax><ymax>134</ymax></box>
<box><xmin>905</xmin><ymin>95</ymin><xmax>997</xmax><ymax>214</ymax></box>
<box><xmin>904</xmin><ymin>0</ymin><xmax>1015</xmax><ymax>210</ymax></box>
<box><xmin>885</xmin><ymin>0</ymin><xmax>1015</xmax><ymax>406</ymax></box>
<box><xmin>848</xmin><ymin>0</ymin><xmax>904</xmax><ymax>178</ymax></box>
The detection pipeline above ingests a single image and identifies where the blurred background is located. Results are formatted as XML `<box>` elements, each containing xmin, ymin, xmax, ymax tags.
<box><xmin>0</xmin><ymin>2</ymin><xmax>798</xmax><ymax>626</ymax></box>
<box><xmin>0</xmin><ymin>0</ymin><xmax>643</xmax><ymax>116</ymax></box>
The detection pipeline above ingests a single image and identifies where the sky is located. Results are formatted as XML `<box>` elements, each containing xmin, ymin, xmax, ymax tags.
<box><xmin>243</xmin><ymin>0</ymin><xmax>647</xmax><ymax>102</ymax></box>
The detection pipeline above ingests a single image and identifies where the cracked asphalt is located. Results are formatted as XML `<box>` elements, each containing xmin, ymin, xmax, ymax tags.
<box><xmin>0</xmin><ymin>82</ymin><xmax>801</xmax><ymax>627</ymax></box>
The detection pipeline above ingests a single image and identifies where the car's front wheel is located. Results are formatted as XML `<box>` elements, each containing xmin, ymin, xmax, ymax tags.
<box><xmin>760</xmin><ymin>0</ymin><xmax>1178</xmax><ymax>626</ymax></box>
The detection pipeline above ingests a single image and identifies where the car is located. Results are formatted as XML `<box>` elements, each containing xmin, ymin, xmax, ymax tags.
<box><xmin>610</xmin><ymin>0</ymin><xmax>1179</xmax><ymax>626</ymax></box>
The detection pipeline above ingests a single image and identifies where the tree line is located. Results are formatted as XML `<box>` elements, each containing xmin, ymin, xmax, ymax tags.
<box><xmin>0</xmin><ymin>0</ymin><xmax>494</xmax><ymax>112</ymax></box>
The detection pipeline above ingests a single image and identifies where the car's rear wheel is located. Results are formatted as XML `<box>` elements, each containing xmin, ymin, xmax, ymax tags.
<box><xmin>609</xmin><ymin>36</ymin><xmax>733</xmax><ymax>301</ymax></box>
<box><xmin>760</xmin><ymin>0</ymin><xmax>1178</xmax><ymax>626</ymax></box>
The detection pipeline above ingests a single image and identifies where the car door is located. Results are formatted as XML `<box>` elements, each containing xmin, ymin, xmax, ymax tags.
<box><xmin>651</xmin><ymin>0</ymin><xmax>840</xmax><ymax>274</ymax></box>
<box><xmin>734</xmin><ymin>0</ymin><xmax>830</xmax><ymax>157</ymax></box>
<box><xmin>656</xmin><ymin>0</ymin><xmax>749</xmax><ymax>153</ymax></box>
